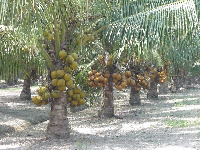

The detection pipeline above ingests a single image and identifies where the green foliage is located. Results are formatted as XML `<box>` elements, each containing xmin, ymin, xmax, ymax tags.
<box><xmin>0</xmin><ymin>27</ymin><xmax>47</xmax><ymax>81</ymax></box>
<box><xmin>98</xmin><ymin>0</ymin><xmax>200</xmax><ymax>75</ymax></box>
<box><xmin>165</xmin><ymin>119</ymin><xmax>192</xmax><ymax>128</ymax></box>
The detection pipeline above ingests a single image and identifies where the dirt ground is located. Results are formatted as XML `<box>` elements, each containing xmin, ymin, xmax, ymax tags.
<box><xmin>0</xmin><ymin>85</ymin><xmax>199</xmax><ymax>150</ymax></box>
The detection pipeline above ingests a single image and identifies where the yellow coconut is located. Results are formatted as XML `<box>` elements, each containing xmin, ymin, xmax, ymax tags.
<box><xmin>88</xmin><ymin>71</ymin><xmax>93</xmax><ymax>76</ymax></box>
<box><xmin>42</xmin><ymin>91</ymin><xmax>51</xmax><ymax>100</ymax></box>
<box><xmin>70</xmin><ymin>61</ymin><xmax>78</xmax><ymax>70</ymax></box>
<box><xmin>75</xmin><ymin>94</ymin><xmax>81</xmax><ymax>100</ymax></box>
<box><xmin>73</xmin><ymin>88</ymin><xmax>81</xmax><ymax>94</ymax></box>
<box><xmin>59</xmin><ymin>50</ymin><xmax>67</xmax><ymax>59</ymax></box>
<box><xmin>57</xmin><ymin>79</ymin><xmax>66</xmax><ymax>87</ymax></box>
<box><xmin>66</xmin><ymin>80</ymin><xmax>73</xmax><ymax>87</ymax></box>
<box><xmin>72</xmin><ymin>94</ymin><xmax>77</xmax><ymax>100</ymax></box>
<box><xmin>70</xmin><ymin>101</ymin><xmax>78</xmax><ymax>108</ymax></box>
<box><xmin>47</xmin><ymin>33</ymin><xmax>54</xmax><ymax>41</ymax></box>
<box><xmin>125</xmin><ymin>71</ymin><xmax>131</xmax><ymax>77</ymax></box>
<box><xmin>32</xmin><ymin>96</ymin><xmax>42</xmax><ymax>106</ymax></box>
<box><xmin>51</xmin><ymin>71</ymin><xmax>57</xmax><ymax>79</ymax></box>
<box><xmin>56</xmin><ymin>70</ymin><xmax>65</xmax><ymax>78</ymax></box>
<box><xmin>67</xmin><ymin>90</ymin><xmax>74</xmax><ymax>97</ymax></box>
<box><xmin>52</xmin><ymin>90</ymin><xmax>60</xmax><ymax>98</ymax></box>
<box><xmin>64</xmin><ymin>66</ymin><xmax>72</xmax><ymax>73</ymax></box>
<box><xmin>66</xmin><ymin>55</ymin><xmax>74</xmax><ymax>63</ymax></box>
<box><xmin>64</xmin><ymin>73</ymin><xmax>71</xmax><ymax>81</ymax></box>
<box><xmin>71</xmin><ymin>53</ymin><xmax>78</xmax><ymax>60</ymax></box>
<box><xmin>51</xmin><ymin>79</ymin><xmax>58</xmax><ymax>86</ymax></box>
<box><xmin>58</xmin><ymin>86</ymin><xmax>66</xmax><ymax>91</ymax></box>
<box><xmin>80</xmin><ymin>91</ymin><xmax>86</xmax><ymax>98</ymax></box>
<box><xmin>78</xmin><ymin>99</ymin><xmax>85</xmax><ymax>106</ymax></box>
<box><xmin>37</xmin><ymin>86</ymin><xmax>47</xmax><ymax>96</ymax></box>
<box><xmin>67</xmin><ymin>97</ymin><xmax>72</xmax><ymax>103</ymax></box>
<box><xmin>43</xmin><ymin>30</ymin><xmax>49</xmax><ymax>37</ymax></box>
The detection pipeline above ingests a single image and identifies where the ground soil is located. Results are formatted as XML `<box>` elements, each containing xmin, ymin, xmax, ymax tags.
<box><xmin>0</xmin><ymin>85</ymin><xmax>199</xmax><ymax>150</ymax></box>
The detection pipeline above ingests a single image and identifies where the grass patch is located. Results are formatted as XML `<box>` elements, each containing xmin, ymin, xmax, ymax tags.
<box><xmin>0</xmin><ymin>87</ymin><xmax>22</xmax><ymax>91</ymax></box>
<box><xmin>165</xmin><ymin>120</ymin><xmax>192</xmax><ymax>128</ymax></box>
<box><xmin>77</xmin><ymin>141</ymin><xmax>88</xmax><ymax>150</ymax></box>
<box><xmin>174</xmin><ymin>99</ymin><xmax>200</xmax><ymax>107</ymax></box>
<box><xmin>182</xmin><ymin>99</ymin><xmax>200</xmax><ymax>105</ymax></box>
<box><xmin>174</xmin><ymin>101</ymin><xmax>184</xmax><ymax>107</ymax></box>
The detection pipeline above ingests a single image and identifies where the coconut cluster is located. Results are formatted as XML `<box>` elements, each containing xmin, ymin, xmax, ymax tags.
<box><xmin>66</xmin><ymin>87</ymin><xmax>86</xmax><ymax>108</ymax></box>
<box><xmin>87</xmin><ymin>70</ymin><xmax>110</xmax><ymax>88</ymax></box>
<box><xmin>32</xmin><ymin>50</ymin><xmax>86</xmax><ymax>107</ymax></box>
<box><xmin>87</xmin><ymin>69</ymin><xmax>149</xmax><ymax>92</ymax></box>
<box><xmin>87</xmin><ymin>54</ymin><xmax>170</xmax><ymax>93</ymax></box>
<box><xmin>112</xmin><ymin>72</ymin><xmax>128</xmax><ymax>91</ymax></box>
<box><xmin>112</xmin><ymin>72</ymin><xmax>149</xmax><ymax>91</ymax></box>
<box><xmin>148</xmin><ymin>60</ymin><xmax>170</xmax><ymax>84</ymax></box>
<box><xmin>32</xmin><ymin>86</ymin><xmax>50</xmax><ymax>106</ymax></box>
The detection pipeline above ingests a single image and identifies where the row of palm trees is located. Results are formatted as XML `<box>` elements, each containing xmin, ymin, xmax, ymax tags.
<box><xmin>0</xmin><ymin>0</ymin><xmax>199</xmax><ymax>139</ymax></box>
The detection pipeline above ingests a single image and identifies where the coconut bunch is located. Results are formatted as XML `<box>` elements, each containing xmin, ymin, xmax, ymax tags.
<box><xmin>32</xmin><ymin>49</ymin><xmax>86</xmax><ymax>107</ymax></box>
<box><xmin>149</xmin><ymin>67</ymin><xmax>158</xmax><ymax>82</ymax></box>
<box><xmin>87</xmin><ymin>70</ymin><xmax>110</xmax><ymax>88</ymax></box>
<box><xmin>66</xmin><ymin>87</ymin><xmax>86</xmax><ymax>108</ymax></box>
<box><xmin>32</xmin><ymin>86</ymin><xmax>50</xmax><ymax>106</ymax></box>
<box><xmin>112</xmin><ymin>72</ymin><xmax>128</xmax><ymax>91</ymax></box>
<box><xmin>148</xmin><ymin>63</ymin><xmax>170</xmax><ymax>85</ymax></box>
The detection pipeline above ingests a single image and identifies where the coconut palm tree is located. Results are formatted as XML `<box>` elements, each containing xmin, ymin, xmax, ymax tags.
<box><xmin>0</xmin><ymin>0</ymin><xmax>106</xmax><ymax>139</ymax></box>
<box><xmin>0</xmin><ymin>25</ymin><xmax>47</xmax><ymax>100</ymax></box>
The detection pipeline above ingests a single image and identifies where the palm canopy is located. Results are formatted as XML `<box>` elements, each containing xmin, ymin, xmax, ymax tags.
<box><xmin>0</xmin><ymin>24</ymin><xmax>46</xmax><ymax>82</ymax></box>
<box><xmin>0</xmin><ymin>0</ymin><xmax>89</xmax><ymax>71</ymax></box>
<box><xmin>99</xmin><ymin>0</ymin><xmax>199</xmax><ymax>72</ymax></box>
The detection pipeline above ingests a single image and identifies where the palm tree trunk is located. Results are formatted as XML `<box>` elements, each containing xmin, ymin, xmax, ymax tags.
<box><xmin>159</xmin><ymin>81</ymin><xmax>170</xmax><ymax>94</ymax></box>
<box><xmin>98</xmin><ymin>76</ymin><xmax>114</xmax><ymax>118</ymax></box>
<box><xmin>46</xmin><ymin>91</ymin><xmax>70</xmax><ymax>139</ymax></box>
<box><xmin>129</xmin><ymin>86</ymin><xmax>141</xmax><ymax>105</ymax></box>
<box><xmin>147</xmin><ymin>80</ymin><xmax>158</xmax><ymax>99</ymax></box>
<box><xmin>20</xmin><ymin>77</ymin><xmax>31</xmax><ymax>100</ymax></box>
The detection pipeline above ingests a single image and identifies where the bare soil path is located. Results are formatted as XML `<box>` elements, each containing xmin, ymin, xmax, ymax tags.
<box><xmin>0</xmin><ymin>86</ymin><xmax>199</xmax><ymax>150</ymax></box>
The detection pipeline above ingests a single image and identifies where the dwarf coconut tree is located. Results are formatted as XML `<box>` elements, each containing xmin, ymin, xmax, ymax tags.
<box><xmin>0</xmin><ymin>26</ymin><xmax>47</xmax><ymax>99</ymax></box>
<box><xmin>0</xmin><ymin>0</ymin><xmax>105</xmax><ymax>139</ymax></box>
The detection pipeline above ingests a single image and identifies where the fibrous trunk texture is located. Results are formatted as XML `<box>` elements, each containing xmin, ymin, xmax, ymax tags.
<box><xmin>147</xmin><ymin>80</ymin><xmax>158</xmax><ymax>99</ymax></box>
<box><xmin>129</xmin><ymin>86</ymin><xmax>141</xmax><ymax>105</ymax></box>
<box><xmin>174</xmin><ymin>77</ymin><xmax>184</xmax><ymax>92</ymax></box>
<box><xmin>20</xmin><ymin>78</ymin><xmax>31</xmax><ymax>100</ymax></box>
<box><xmin>159</xmin><ymin>81</ymin><xmax>170</xmax><ymax>94</ymax></box>
<box><xmin>98</xmin><ymin>77</ymin><xmax>114</xmax><ymax>118</ymax></box>
<box><xmin>46</xmin><ymin>91</ymin><xmax>69</xmax><ymax>139</ymax></box>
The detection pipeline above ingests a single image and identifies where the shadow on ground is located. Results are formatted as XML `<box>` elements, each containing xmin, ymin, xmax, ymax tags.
<box><xmin>0</xmin><ymin>87</ymin><xmax>199</xmax><ymax>150</ymax></box>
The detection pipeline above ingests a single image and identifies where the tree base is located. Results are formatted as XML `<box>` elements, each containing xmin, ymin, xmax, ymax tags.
<box><xmin>46</xmin><ymin>126</ymin><xmax>70</xmax><ymax>140</ymax></box>
<box><xmin>147</xmin><ymin>92</ymin><xmax>158</xmax><ymax>99</ymax></box>
<box><xmin>129</xmin><ymin>93</ymin><xmax>141</xmax><ymax>106</ymax></box>
<box><xmin>46</xmin><ymin>92</ymin><xmax>70</xmax><ymax>140</ymax></box>
<box><xmin>129</xmin><ymin>98</ymin><xmax>141</xmax><ymax>106</ymax></box>
<box><xmin>98</xmin><ymin>74</ymin><xmax>114</xmax><ymax>118</ymax></box>
<box><xmin>20</xmin><ymin>90</ymin><xmax>31</xmax><ymax>100</ymax></box>
<box><xmin>98</xmin><ymin>106</ymin><xmax>114</xmax><ymax>118</ymax></box>
<box><xmin>159</xmin><ymin>82</ymin><xmax>170</xmax><ymax>94</ymax></box>
<box><xmin>129</xmin><ymin>87</ymin><xmax>141</xmax><ymax>106</ymax></box>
